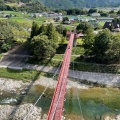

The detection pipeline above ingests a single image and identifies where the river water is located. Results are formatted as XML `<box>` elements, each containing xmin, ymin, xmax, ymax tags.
<box><xmin>0</xmin><ymin>85</ymin><xmax>120</xmax><ymax>120</ymax></box>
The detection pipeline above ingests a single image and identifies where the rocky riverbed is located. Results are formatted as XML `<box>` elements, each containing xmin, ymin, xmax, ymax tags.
<box><xmin>0</xmin><ymin>76</ymin><xmax>89</xmax><ymax>93</ymax></box>
<box><xmin>0</xmin><ymin>104</ymin><xmax>42</xmax><ymax>120</ymax></box>
<box><xmin>0</xmin><ymin>78</ymin><xmax>28</xmax><ymax>93</ymax></box>
<box><xmin>104</xmin><ymin>115</ymin><xmax>120</xmax><ymax>120</ymax></box>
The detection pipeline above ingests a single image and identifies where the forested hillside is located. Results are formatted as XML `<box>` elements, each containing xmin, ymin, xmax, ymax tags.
<box><xmin>1</xmin><ymin>0</ymin><xmax>120</xmax><ymax>10</ymax></box>
<box><xmin>40</xmin><ymin>0</ymin><xmax>120</xmax><ymax>9</ymax></box>
<box><xmin>0</xmin><ymin>0</ymin><xmax>49</xmax><ymax>12</ymax></box>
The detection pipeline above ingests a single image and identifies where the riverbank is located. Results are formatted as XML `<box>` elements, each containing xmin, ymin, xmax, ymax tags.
<box><xmin>0</xmin><ymin>66</ymin><xmax>120</xmax><ymax>88</ymax></box>
<box><xmin>0</xmin><ymin>76</ymin><xmax>89</xmax><ymax>93</ymax></box>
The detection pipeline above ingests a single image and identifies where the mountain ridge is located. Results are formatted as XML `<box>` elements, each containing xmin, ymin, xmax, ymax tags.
<box><xmin>1</xmin><ymin>0</ymin><xmax>120</xmax><ymax>9</ymax></box>
<box><xmin>40</xmin><ymin>0</ymin><xmax>120</xmax><ymax>9</ymax></box>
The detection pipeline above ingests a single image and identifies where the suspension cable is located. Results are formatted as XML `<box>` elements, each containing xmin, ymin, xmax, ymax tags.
<box><xmin>23</xmin><ymin>61</ymin><xmax>62</xmax><ymax>120</ymax></box>
<box><xmin>72</xmin><ymin>61</ymin><xmax>84</xmax><ymax>120</ymax></box>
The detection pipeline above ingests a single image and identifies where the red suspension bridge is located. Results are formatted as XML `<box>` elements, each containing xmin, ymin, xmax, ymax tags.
<box><xmin>47</xmin><ymin>33</ymin><xmax>75</xmax><ymax>120</ymax></box>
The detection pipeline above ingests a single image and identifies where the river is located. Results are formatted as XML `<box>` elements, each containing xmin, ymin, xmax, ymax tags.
<box><xmin>0</xmin><ymin>84</ymin><xmax>120</xmax><ymax>120</ymax></box>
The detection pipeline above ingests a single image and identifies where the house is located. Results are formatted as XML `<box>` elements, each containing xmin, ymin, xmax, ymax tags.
<box><xmin>91</xmin><ymin>13</ymin><xmax>101</xmax><ymax>17</ymax></box>
<box><xmin>78</xmin><ymin>18</ymin><xmax>95</xmax><ymax>22</ymax></box>
<box><xmin>103</xmin><ymin>22</ymin><xmax>120</xmax><ymax>32</ymax></box>
<box><xmin>59</xmin><ymin>13</ymin><xmax>62</xmax><ymax>16</ymax></box>
<box><xmin>96</xmin><ymin>18</ymin><xmax>114</xmax><ymax>22</ymax></box>
<box><xmin>42</xmin><ymin>12</ymin><xmax>48</xmax><ymax>17</ymax></box>
<box><xmin>54</xmin><ymin>16</ymin><xmax>63</xmax><ymax>22</ymax></box>
<box><xmin>3</xmin><ymin>14</ymin><xmax>15</xmax><ymax>18</ymax></box>
<box><xmin>48</xmin><ymin>12</ymin><xmax>58</xmax><ymax>17</ymax></box>
<box><xmin>22</xmin><ymin>12</ymin><xmax>27</xmax><ymax>14</ymax></box>
<box><xmin>64</xmin><ymin>21</ymin><xmax>71</xmax><ymax>24</ymax></box>
<box><xmin>79</xmin><ymin>18</ymin><xmax>89</xmax><ymax>22</ymax></box>
<box><xmin>47</xmin><ymin>12</ymin><xmax>62</xmax><ymax>17</ymax></box>
<box><xmin>112</xmin><ymin>28</ymin><xmax>120</xmax><ymax>32</ymax></box>
<box><xmin>30</xmin><ymin>13</ymin><xmax>43</xmax><ymax>18</ymax></box>
<box><xmin>88</xmin><ymin>20</ymin><xmax>100</xmax><ymax>28</ymax></box>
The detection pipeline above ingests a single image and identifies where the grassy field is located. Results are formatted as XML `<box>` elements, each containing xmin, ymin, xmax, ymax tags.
<box><xmin>0</xmin><ymin>67</ymin><xmax>59</xmax><ymax>82</ymax></box>
<box><xmin>64</xmin><ymin>25</ymin><xmax>71</xmax><ymax>30</ymax></box>
<box><xmin>1</xmin><ymin>11</ymin><xmax>30</xmax><ymax>18</ymax></box>
<box><xmin>0</xmin><ymin>11</ymin><xmax>83</xmax><ymax>30</ymax></box>
<box><xmin>98</xmin><ymin>21</ymin><xmax>105</xmax><ymax>26</ymax></box>
<box><xmin>0</xmin><ymin>18</ymin><xmax>7</xmax><ymax>20</ymax></box>
<box><xmin>0</xmin><ymin>68</ymin><xmax>39</xmax><ymax>82</ymax></box>
<box><xmin>0</xmin><ymin>11</ymin><xmax>49</xmax><ymax>27</ymax></box>
<box><xmin>9</xmin><ymin>17</ymin><xmax>33</xmax><ymax>25</ymax></box>
<box><xmin>77</xmin><ymin>38</ymin><xmax>83</xmax><ymax>45</ymax></box>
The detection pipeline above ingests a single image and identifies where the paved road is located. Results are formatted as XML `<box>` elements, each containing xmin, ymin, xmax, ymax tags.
<box><xmin>0</xmin><ymin>54</ymin><xmax>120</xmax><ymax>86</ymax></box>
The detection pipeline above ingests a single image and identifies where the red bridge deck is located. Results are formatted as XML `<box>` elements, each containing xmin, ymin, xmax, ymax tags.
<box><xmin>47</xmin><ymin>33</ymin><xmax>75</xmax><ymax>120</ymax></box>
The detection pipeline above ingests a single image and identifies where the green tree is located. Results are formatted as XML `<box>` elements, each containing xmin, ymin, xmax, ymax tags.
<box><xmin>76</xmin><ymin>21</ymin><xmax>93</xmax><ymax>34</ymax></box>
<box><xmin>19</xmin><ymin>1</ymin><xmax>49</xmax><ymax>13</ymax></box>
<box><xmin>117</xmin><ymin>10</ymin><xmax>120</xmax><ymax>15</ymax></box>
<box><xmin>30</xmin><ymin>23</ymin><xmax>65</xmax><ymax>60</ymax></box>
<box><xmin>109</xmin><ymin>10</ymin><xmax>114</xmax><ymax>14</ymax></box>
<box><xmin>100</xmin><ymin>13</ymin><xmax>108</xmax><ymax>17</ymax></box>
<box><xmin>83</xmin><ymin>29</ymin><xmax>95</xmax><ymax>55</ymax></box>
<box><xmin>31</xmin><ymin>35</ymin><xmax>58</xmax><ymax>60</ymax></box>
<box><xmin>0</xmin><ymin>20</ymin><xmax>29</xmax><ymax>52</ymax></box>
<box><xmin>56</xmin><ymin>25</ymin><xmax>67</xmax><ymax>37</ymax></box>
<box><xmin>46</xmin><ymin>23</ymin><xmax>56</xmax><ymax>38</ymax></box>
<box><xmin>112</xmin><ymin>18</ymin><xmax>120</xmax><ymax>22</ymax></box>
<box><xmin>30</xmin><ymin>21</ymin><xmax>39</xmax><ymax>39</ymax></box>
<box><xmin>46</xmin><ymin>23</ymin><xmax>63</xmax><ymax>44</ymax></box>
<box><xmin>76</xmin><ymin>22</ymin><xmax>94</xmax><ymax>55</ymax></box>
<box><xmin>37</xmin><ymin>24</ymin><xmax>47</xmax><ymax>35</ymax></box>
<box><xmin>88</xmin><ymin>8</ymin><xmax>97</xmax><ymax>14</ymax></box>
<box><xmin>56</xmin><ymin>25</ymin><xmax>64</xmax><ymax>34</ymax></box>
<box><xmin>93</xmin><ymin>29</ymin><xmax>112</xmax><ymax>63</ymax></box>
<box><xmin>62</xmin><ymin>17</ymin><xmax>69</xmax><ymax>23</ymax></box>
<box><xmin>105</xmin><ymin>35</ymin><xmax>120</xmax><ymax>63</ymax></box>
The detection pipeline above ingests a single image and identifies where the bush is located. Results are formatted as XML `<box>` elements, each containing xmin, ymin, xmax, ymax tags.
<box><xmin>1</xmin><ymin>43</ymin><xmax>11</xmax><ymax>52</ymax></box>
